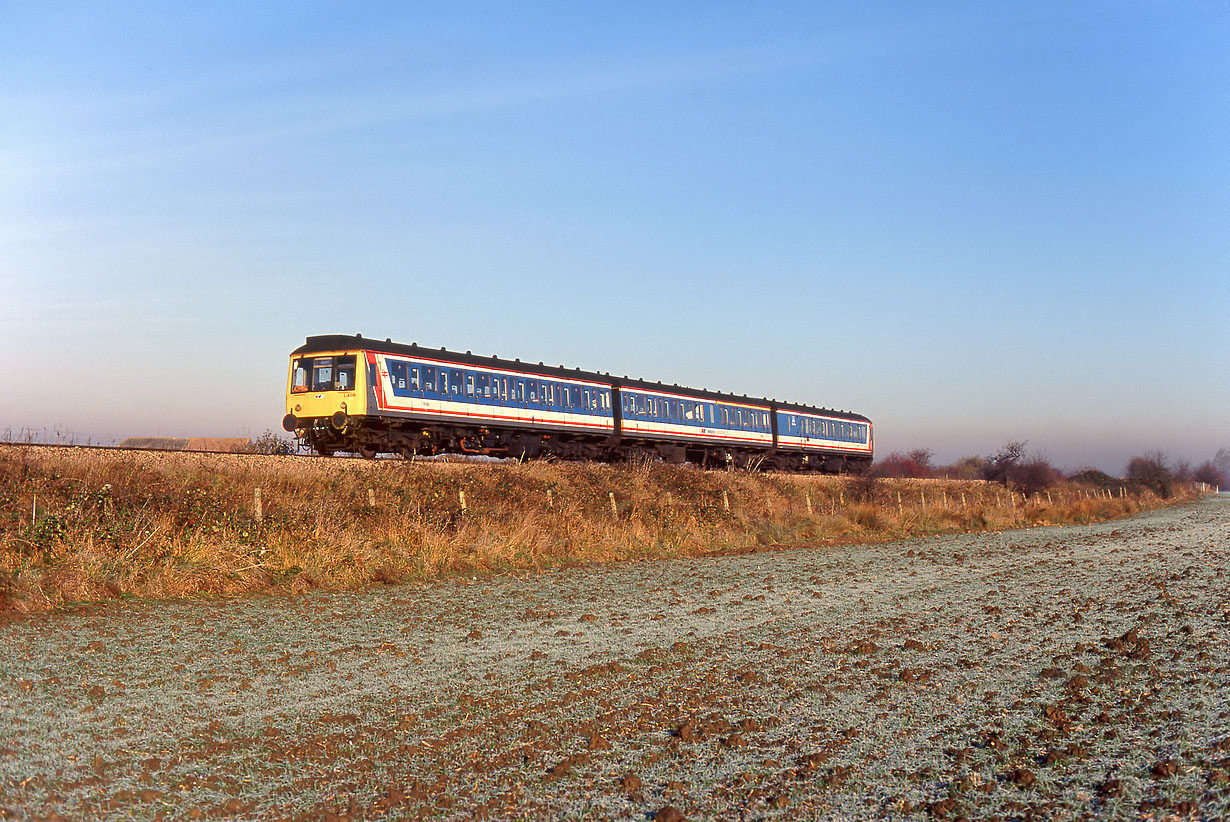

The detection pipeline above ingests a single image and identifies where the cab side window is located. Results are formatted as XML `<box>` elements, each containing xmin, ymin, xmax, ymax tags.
<box><xmin>291</xmin><ymin>361</ymin><xmax>309</xmax><ymax>393</ymax></box>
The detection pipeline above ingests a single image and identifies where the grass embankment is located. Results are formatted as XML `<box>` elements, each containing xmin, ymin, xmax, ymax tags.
<box><xmin>0</xmin><ymin>445</ymin><xmax>1203</xmax><ymax>614</ymax></box>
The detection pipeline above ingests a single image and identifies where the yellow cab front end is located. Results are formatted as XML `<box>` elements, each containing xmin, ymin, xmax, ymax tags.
<box><xmin>282</xmin><ymin>348</ymin><xmax>370</xmax><ymax>455</ymax></box>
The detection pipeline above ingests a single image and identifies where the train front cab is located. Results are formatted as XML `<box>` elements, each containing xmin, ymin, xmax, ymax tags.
<box><xmin>283</xmin><ymin>349</ymin><xmax>369</xmax><ymax>454</ymax></box>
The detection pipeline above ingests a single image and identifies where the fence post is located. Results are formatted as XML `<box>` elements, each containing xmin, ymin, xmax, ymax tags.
<box><xmin>897</xmin><ymin>491</ymin><xmax>903</xmax><ymax>517</ymax></box>
<box><xmin>254</xmin><ymin>487</ymin><xmax>263</xmax><ymax>523</ymax></box>
<box><xmin>459</xmin><ymin>489</ymin><xmax>468</xmax><ymax>513</ymax></box>
<box><xmin>609</xmin><ymin>491</ymin><xmax>618</xmax><ymax>517</ymax></box>
<box><xmin>805</xmin><ymin>493</ymin><xmax>812</xmax><ymax>515</ymax></box>
<box><xmin>547</xmin><ymin>488</ymin><xmax>554</xmax><ymax>509</ymax></box>
<box><xmin>367</xmin><ymin>488</ymin><xmax>376</xmax><ymax>508</ymax></box>
<box><xmin>722</xmin><ymin>490</ymin><xmax>730</xmax><ymax>512</ymax></box>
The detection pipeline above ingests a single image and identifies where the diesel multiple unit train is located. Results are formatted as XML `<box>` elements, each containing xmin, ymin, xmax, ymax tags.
<box><xmin>283</xmin><ymin>334</ymin><xmax>873</xmax><ymax>472</ymax></box>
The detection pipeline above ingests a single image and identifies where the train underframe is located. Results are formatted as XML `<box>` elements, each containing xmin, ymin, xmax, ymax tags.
<box><xmin>291</xmin><ymin>414</ymin><xmax>868</xmax><ymax>474</ymax></box>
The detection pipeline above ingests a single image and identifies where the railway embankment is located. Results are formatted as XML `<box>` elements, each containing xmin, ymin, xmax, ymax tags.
<box><xmin>0</xmin><ymin>444</ymin><xmax>1207</xmax><ymax>614</ymax></box>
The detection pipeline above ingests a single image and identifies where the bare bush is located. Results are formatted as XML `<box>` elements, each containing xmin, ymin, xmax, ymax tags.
<box><xmin>939</xmin><ymin>455</ymin><xmax>987</xmax><ymax>480</ymax></box>
<box><xmin>874</xmin><ymin>448</ymin><xmax>934</xmax><ymax>478</ymax></box>
<box><xmin>1069</xmin><ymin>468</ymin><xmax>1118</xmax><ymax>490</ymax></box>
<box><xmin>246</xmin><ymin>430</ymin><xmax>296</xmax><ymax>455</ymax></box>
<box><xmin>1193</xmin><ymin>460</ymin><xmax>1225</xmax><ymax>488</ymax></box>
<box><xmin>1127</xmin><ymin>451</ymin><xmax>1174</xmax><ymax>498</ymax></box>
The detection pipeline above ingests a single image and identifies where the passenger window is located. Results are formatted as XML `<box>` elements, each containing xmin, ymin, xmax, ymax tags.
<box><xmin>466</xmin><ymin>374</ymin><xmax>474</xmax><ymax>396</ymax></box>
<box><xmin>390</xmin><ymin>361</ymin><xmax>407</xmax><ymax>390</ymax></box>
<box><xmin>411</xmin><ymin>367</ymin><xmax>420</xmax><ymax>391</ymax></box>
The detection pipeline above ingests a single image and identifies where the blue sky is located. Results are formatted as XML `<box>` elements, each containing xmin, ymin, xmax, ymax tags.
<box><xmin>2</xmin><ymin>1</ymin><xmax>1227</xmax><ymax>472</ymax></box>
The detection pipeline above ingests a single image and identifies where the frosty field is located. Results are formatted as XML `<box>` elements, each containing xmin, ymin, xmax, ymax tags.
<box><xmin>1</xmin><ymin>497</ymin><xmax>1228</xmax><ymax>820</ymax></box>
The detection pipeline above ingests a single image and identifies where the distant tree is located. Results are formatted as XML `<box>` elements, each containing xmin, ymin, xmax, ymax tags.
<box><xmin>1214</xmin><ymin>448</ymin><xmax>1230</xmax><ymax>484</ymax></box>
<box><xmin>983</xmin><ymin>441</ymin><xmax>1026</xmax><ymax>485</ymax></box>
<box><xmin>1173</xmin><ymin>458</ymin><xmax>1193</xmax><ymax>482</ymax></box>
<box><xmin>980</xmin><ymin>441</ymin><xmax>1056</xmax><ymax>495</ymax></box>
<box><xmin>874</xmin><ymin>448</ymin><xmax>934</xmax><ymax>478</ymax></box>
<box><xmin>1126</xmin><ymin>451</ymin><xmax>1173</xmax><ymax>498</ymax></box>
<box><xmin>1193</xmin><ymin>461</ymin><xmax>1226</xmax><ymax>488</ymax></box>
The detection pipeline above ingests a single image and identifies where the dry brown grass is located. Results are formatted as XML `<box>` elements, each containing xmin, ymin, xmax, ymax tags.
<box><xmin>0</xmin><ymin>445</ymin><xmax>1204</xmax><ymax>614</ymax></box>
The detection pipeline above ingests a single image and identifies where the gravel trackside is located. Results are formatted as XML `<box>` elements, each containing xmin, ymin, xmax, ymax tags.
<box><xmin>1</xmin><ymin>497</ymin><xmax>1228</xmax><ymax>820</ymax></box>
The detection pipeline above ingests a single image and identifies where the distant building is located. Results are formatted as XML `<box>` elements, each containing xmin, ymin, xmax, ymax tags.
<box><xmin>119</xmin><ymin>437</ymin><xmax>251</xmax><ymax>452</ymax></box>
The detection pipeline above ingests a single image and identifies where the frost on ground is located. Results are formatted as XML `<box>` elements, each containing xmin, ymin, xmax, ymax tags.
<box><xmin>1</xmin><ymin>498</ymin><xmax>1228</xmax><ymax>820</ymax></box>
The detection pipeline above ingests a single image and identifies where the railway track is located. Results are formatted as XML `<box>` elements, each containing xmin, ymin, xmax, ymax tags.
<box><xmin>0</xmin><ymin>440</ymin><xmax>494</xmax><ymax>463</ymax></box>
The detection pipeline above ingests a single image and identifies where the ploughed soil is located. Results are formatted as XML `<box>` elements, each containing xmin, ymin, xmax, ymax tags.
<box><xmin>1</xmin><ymin>498</ymin><xmax>1228</xmax><ymax>820</ymax></box>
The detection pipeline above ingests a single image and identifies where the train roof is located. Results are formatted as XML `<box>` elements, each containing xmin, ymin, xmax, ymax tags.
<box><xmin>292</xmin><ymin>334</ymin><xmax>871</xmax><ymax>424</ymax></box>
